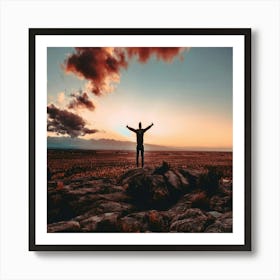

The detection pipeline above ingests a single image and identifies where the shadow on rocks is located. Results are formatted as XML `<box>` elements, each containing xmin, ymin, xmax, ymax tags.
<box><xmin>124</xmin><ymin>162</ymin><xmax>199</xmax><ymax>210</ymax></box>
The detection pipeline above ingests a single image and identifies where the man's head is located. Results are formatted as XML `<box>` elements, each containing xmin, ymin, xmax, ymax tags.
<box><xmin>139</xmin><ymin>122</ymin><xmax>142</xmax><ymax>129</ymax></box>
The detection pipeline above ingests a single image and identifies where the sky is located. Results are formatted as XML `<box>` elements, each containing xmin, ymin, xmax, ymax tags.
<box><xmin>47</xmin><ymin>47</ymin><xmax>232</xmax><ymax>150</ymax></box>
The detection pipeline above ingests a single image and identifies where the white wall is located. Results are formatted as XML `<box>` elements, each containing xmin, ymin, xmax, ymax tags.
<box><xmin>0</xmin><ymin>0</ymin><xmax>279</xmax><ymax>279</ymax></box>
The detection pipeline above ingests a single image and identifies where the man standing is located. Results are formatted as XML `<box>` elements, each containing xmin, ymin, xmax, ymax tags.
<box><xmin>126</xmin><ymin>122</ymin><xmax>153</xmax><ymax>167</ymax></box>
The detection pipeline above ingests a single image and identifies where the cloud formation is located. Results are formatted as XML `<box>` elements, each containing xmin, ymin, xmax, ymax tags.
<box><xmin>68</xmin><ymin>92</ymin><xmax>95</xmax><ymax>111</ymax></box>
<box><xmin>64</xmin><ymin>47</ymin><xmax>128</xmax><ymax>95</ymax></box>
<box><xmin>47</xmin><ymin>104</ymin><xmax>98</xmax><ymax>137</ymax></box>
<box><xmin>64</xmin><ymin>47</ymin><xmax>186</xmax><ymax>95</ymax></box>
<box><xmin>126</xmin><ymin>47</ymin><xmax>185</xmax><ymax>63</ymax></box>
<box><xmin>54</xmin><ymin>47</ymin><xmax>187</xmax><ymax>138</ymax></box>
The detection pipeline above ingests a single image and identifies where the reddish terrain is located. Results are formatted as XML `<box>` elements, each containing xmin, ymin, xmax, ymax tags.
<box><xmin>47</xmin><ymin>149</ymin><xmax>232</xmax><ymax>233</ymax></box>
<box><xmin>48</xmin><ymin>149</ymin><xmax>232</xmax><ymax>180</ymax></box>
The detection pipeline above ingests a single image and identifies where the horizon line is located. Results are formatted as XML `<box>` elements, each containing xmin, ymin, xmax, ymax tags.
<box><xmin>47</xmin><ymin>147</ymin><xmax>233</xmax><ymax>152</ymax></box>
<box><xmin>47</xmin><ymin>136</ymin><xmax>232</xmax><ymax>151</ymax></box>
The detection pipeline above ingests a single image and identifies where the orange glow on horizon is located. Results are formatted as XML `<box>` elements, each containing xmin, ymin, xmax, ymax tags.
<box><xmin>48</xmin><ymin>89</ymin><xmax>232</xmax><ymax>150</ymax></box>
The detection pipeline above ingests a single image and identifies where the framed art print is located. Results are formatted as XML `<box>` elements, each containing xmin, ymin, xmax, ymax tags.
<box><xmin>29</xmin><ymin>28</ymin><xmax>251</xmax><ymax>251</ymax></box>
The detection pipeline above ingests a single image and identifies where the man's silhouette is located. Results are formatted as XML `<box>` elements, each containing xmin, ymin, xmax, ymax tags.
<box><xmin>126</xmin><ymin>122</ymin><xmax>154</xmax><ymax>167</ymax></box>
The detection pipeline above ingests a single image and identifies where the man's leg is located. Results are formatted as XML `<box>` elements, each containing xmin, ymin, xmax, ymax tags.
<box><xmin>141</xmin><ymin>147</ymin><xmax>144</xmax><ymax>167</ymax></box>
<box><xmin>136</xmin><ymin>148</ymin><xmax>139</xmax><ymax>167</ymax></box>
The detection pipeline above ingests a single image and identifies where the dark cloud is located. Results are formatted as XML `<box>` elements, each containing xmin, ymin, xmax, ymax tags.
<box><xmin>47</xmin><ymin>104</ymin><xmax>98</xmax><ymax>138</ymax></box>
<box><xmin>64</xmin><ymin>47</ymin><xmax>187</xmax><ymax>95</ymax></box>
<box><xmin>64</xmin><ymin>47</ymin><xmax>128</xmax><ymax>95</ymax></box>
<box><xmin>68</xmin><ymin>92</ymin><xmax>95</xmax><ymax>111</ymax></box>
<box><xmin>125</xmin><ymin>47</ymin><xmax>185</xmax><ymax>63</ymax></box>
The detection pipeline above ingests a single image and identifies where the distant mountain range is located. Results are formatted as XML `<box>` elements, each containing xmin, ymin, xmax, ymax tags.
<box><xmin>47</xmin><ymin>137</ymin><xmax>232</xmax><ymax>152</ymax></box>
<box><xmin>47</xmin><ymin>137</ymin><xmax>175</xmax><ymax>151</ymax></box>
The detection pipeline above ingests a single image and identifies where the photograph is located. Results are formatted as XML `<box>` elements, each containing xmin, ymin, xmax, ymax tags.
<box><xmin>30</xmin><ymin>29</ymin><xmax>251</xmax><ymax>250</ymax></box>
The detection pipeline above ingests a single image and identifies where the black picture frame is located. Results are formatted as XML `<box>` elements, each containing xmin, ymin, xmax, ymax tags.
<box><xmin>29</xmin><ymin>28</ymin><xmax>251</xmax><ymax>251</ymax></box>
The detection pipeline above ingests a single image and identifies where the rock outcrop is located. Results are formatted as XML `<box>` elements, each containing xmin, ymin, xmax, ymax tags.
<box><xmin>48</xmin><ymin>162</ymin><xmax>232</xmax><ymax>233</ymax></box>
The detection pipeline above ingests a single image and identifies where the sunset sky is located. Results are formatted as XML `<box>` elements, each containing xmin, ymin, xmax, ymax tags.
<box><xmin>47</xmin><ymin>47</ymin><xmax>232</xmax><ymax>150</ymax></box>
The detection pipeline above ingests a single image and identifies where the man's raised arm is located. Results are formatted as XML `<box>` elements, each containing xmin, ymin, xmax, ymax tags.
<box><xmin>126</xmin><ymin>125</ymin><xmax>136</xmax><ymax>133</ymax></box>
<box><xmin>144</xmin><ymin>123</ymin><xmax>154</xmax><ymax>132</ymax></box>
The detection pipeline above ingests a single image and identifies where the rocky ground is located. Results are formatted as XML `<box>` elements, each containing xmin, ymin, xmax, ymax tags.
<box><xmin>47</xmin><ymin>162</ymin><xmax>232</xmax><ymax>233</ymax></box>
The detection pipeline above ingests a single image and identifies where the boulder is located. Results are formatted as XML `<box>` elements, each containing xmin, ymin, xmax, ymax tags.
<box><xmin>179</xmin><ymin>168</ymin><xmax>202</xmax><ymax>187</ymax></box>
<box><xmin>120</xmin><ymin>210</ymin><xmax>171</xmax><ymax>232</ymax></box>
<box><xmin>207</xmin><ymin>211</ymin><xmax>223</xmax><ymax>219</ymax></box>
<box><xmin>126</xmin><ymin>172</ymin><xmax>170</xmax><ymax>209</ymax></box>
<box><xmin>190</xmin><ymin>191</ymin><xmax>210</xmax><ymax>211</ymax></box>
<box><xmin>80</xmin><ymin>212</ymin><xmax>121</xmax><ymax>232</ymax></box>
<box><xmin>120</xmin><ymin>216</ymin><xmax>146</xmax><ymax>232</ymax></box>
<box><xmin>73</xmin><ymin>200</ymin><xmax>134</xmax><ymax>222</ymax></box>
<box><xmin>98</xmin><ymin>192</ymin><xmax>131</xmax><ymax>202</ymax></box>
<box><xmin>209</xmin><ymin>195</ymin><xmax>232</xmax><ymax>212</ymax></box>
<box><xmin>166</xmin><ymin>194</ymin><xmax>193</xmax><ymax>220</ymax></box>
<box><xmin>47</xmin><ymin>162</ymin><xmax>232</xmax><ymax>234</ymax></box>
<box><xmin>48</xmin><ymin>177</ymin><xmax>131</xmax><ymax>223</ymax></box>
<box><xmin>119</xmin><ymin>168</ymin><xmax>149</xmax><ymax>185</ymax></box>
<box><xmin>94</xmin><ymin>200</ymin><xmax>135</xmax><ymax>215</ymax></box>
<box><xmin>147</xmin><ymin>210</ymin><xmax>171</xmax><ymax>232</ymax></box>
<box><xmin>153</xmin><ymin>161</ymin><xmax>170</xmax><ymax>175</ymax></box>
<box><xmin>125</xmin><ymin>211</ymin><xmax>150</xmax><ymax>225</ymax></box>
<box><xmin>205</xmin><ymin>211</ymin><xmax>232</xmax><ymax>232</ymax></box>
<box><xmin>47</xmin><ymin>220</ymin><xmax>80</xmax><ymax>233</ymax></box>
<box><xmin>164</xmin><ymin>170</ymin><xmax>190</xmax><ymax>192</ymax></box>
<box><xmin>124</xmin><ymin>163</ymin><xmax>197</xmax><ymax>210</ymax></box>
<box><xmin>71</xmin><ymin>198</ymin><xmax>134</xmax><ymax>220</ymax></box>
<box><xmin>170</xmin><ymin>208</ymin><xmax>215</xmax><ymax>232</ymax></box>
